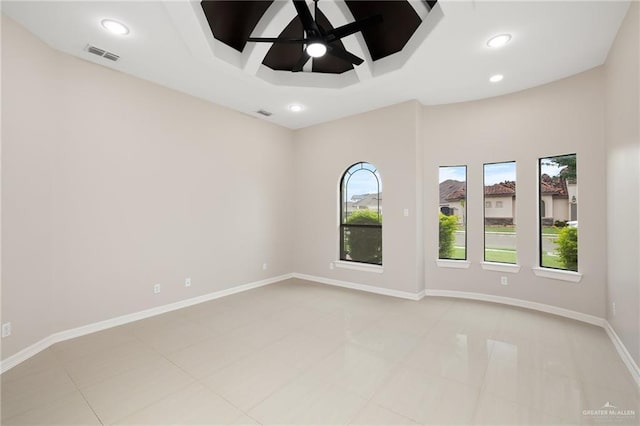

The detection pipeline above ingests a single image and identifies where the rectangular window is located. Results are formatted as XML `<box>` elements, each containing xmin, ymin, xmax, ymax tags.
<box><xmin>539</xmin><ymin>154</ymin><xmax>578</xmax><ymax>271</ymax></box>
<box><xmin>439</xmin><ymin>166</ymin><xmax>466</xmax><ymax>260</ymax></box>
<box><xmin>484</xmin><ymin>162</ymin><xmax>517</xmax><ymax>264</ymax></box>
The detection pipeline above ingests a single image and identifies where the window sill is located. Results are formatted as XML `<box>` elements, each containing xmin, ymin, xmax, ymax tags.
<box><xmin>436</xmin><ymin>259</ymin><xmax>471</xmax><ymax>269</ymax></box>
<box><xmin>481</xmin><ymin>262</ymin><xmax>521</xmax><ymax>273</ymax></box>
<box><xmin>532</xmin><ymin>267</ymin><xmax>582</xmax><ymax>283</ymax></box>
<box><xmin>334</xmin><ymin>261</ymin><xmax>384</xmax><ymax>273</ymax></box>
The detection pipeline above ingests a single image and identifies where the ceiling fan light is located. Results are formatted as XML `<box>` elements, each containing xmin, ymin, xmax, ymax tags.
<box><xmin>306</xmin><ymin>42</ymin><xmax>327</xmax><ymax>58</ymax></box>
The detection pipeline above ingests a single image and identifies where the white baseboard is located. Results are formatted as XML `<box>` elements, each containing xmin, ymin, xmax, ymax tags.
<box><xmin>0</xmin><ymin>273</ymin><xmax>293</xmax><ymax>374</ymax></box>
<box><xmin>0</xmin><ymin>336</ymin><xmax>56</xmax><ymax>375</ymax></box>
<box><xmin>423</xmin><ymin>289</ymin><xmax>605</xmax><ymax>327</ymax></box>
<box><xmin>604</xmin><ymin>321</ymin><xmax>640</xmax><ymax>388</ymax></box>
<box><xmin>293</xmin><ymin>273</ymin><xmax>425</xmax><ymax>301</ymax></box>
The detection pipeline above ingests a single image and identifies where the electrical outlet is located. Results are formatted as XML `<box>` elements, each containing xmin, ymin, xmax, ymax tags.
<box><xmin>262</xmin><ymin>263</ymin><xmax>268</xmax><ymax>271</ymax></box>
<box><xmin>403</xmin><ymin>208</ymin><xmax>409</xmax><ymax>217</ymax></box>
<box><xmin>153</xmin><ymin>284</ymin><xmax>161</xmax><ymax>294</ymax></box>
<box><xmin>329</xmin><ymin>262</ymin><xmax>334</xmax><ymax>270</ymax></box>
<box><xmin>2</xmin><ymin>322</ymin><xmax>12</xmax><ymax>338</ymax></box>
<box><xmin>612</xmin><ymin>302</ymin><xmax>617</xmax><ymax>316</ymax></box>
<box><xmin>500</xmin><ymin>276</ymin><xmax>508</xmax><ymax>286</ymax></box>
<box><xmin>185</xmin><ymin>278</ymin><xmax>191</xmax><ymax>288</ymax></box>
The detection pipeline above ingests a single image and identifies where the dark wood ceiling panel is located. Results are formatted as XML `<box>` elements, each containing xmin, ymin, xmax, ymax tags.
<box><xmin>312</xmin><ymin>9</ymin><xmax>353</xmax><ymax>74</ymax></box>
<box><xmin>201</xmin><ymin>0</ymin><xmax>435</xmax><ymax>72</ymax></box>
<box><xmin>262</xmin><ymin>11</ymin><xmax>352</xmax><ymax>74</ymax></box>
<box><xmin>345</xmin><ymin>0</ymin><xmax>421</xmax><ymax>61</ymax></box>
<box><xmin>201</xmin><ymin>1</ymin><xmax>273</xmax><ymax>52</ymax></box>
<box><xmin>262</xmin><ymin>15</ymin><xmax>305</xmax><ymax>71</ymax></box>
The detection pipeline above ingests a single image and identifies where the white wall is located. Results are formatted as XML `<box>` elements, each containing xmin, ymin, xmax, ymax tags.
<box><xmin>604</xmin><ymin>1</ymin><xmax>640</xmax><ymax>365</ymax></box>
<box><xmin>423</xmin><ymin>68</ymin><xmax>607</xmax><ymax>318</ymax></box>
<box><xmin>1</xmin><ymin>15</ymin><xmax>294</xmax><ymax>359</ymax></box>
<box><xmin>292</xmin><ymin>101</ymin><xmax>424</xmax><ymax>294</ymax></box>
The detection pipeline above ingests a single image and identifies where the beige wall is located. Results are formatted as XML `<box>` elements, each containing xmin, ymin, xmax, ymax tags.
<box><xmin>1</xmin><ymin>16</ymin><xmax>294</xmax><ymax>359</ymax></box>
<box><xmin>423</xmin><ymin>68</ymin><xmax>607</xmax><ymax>317</ymax></box>
<box><xmin>605</xmin><ymin>1</ymin><xmax>639</xmax><ymax>365</ymax></box>
<box><xmin>292</xmin><ymin>101</ymin><xmax>423</xmax><ymax>294</ymax></box>
<box><xmin>1</xmin><ymin>16</ymin><xmax>59</xmax><ymax>358</ymax></box>
<box><xmin>2</xmin><ymin>6</ymin><xmax>638</xmax><ymax>368</ymax></box>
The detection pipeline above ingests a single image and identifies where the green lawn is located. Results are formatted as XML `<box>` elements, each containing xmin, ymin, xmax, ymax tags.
<box><xmin>484</xmin><ymin>249</ymin><xmax>517</xmax><ymax>263</ymax></box>
<box><xmin>442</xmin><ymin>245</ymin><xmax>567</xmax><ymax>269</ymax></box>
<box><xmin>448</xmin><ymin>247</ymin><xmax>466</xmax><ymax>260</ymax></box>
<box><xmin>484</xmin><ymin>225</ymin><xmax>561</xmax><ymax>235</ymax></box>
<box><xmin>541</xmin><ymin>252</ymin><xmax>566</xmax><ymax>269</ymax></box>
<box><xmin>443</xmin><ymin>247</ymin><xmax>566</xmax><ymax>269</ymax></box>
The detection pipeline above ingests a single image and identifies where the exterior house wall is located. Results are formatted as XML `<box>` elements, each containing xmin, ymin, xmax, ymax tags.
<box><xmin>553</xmin><ymin>198</ymin><xmax>570</xmax><ymax>222</ymax></box>
<box><xmin>440</xmin><ymin>200</ymin><xmax>465</xmax><ymax>224</ymax></box>
<box><xmin>541</xmin><ymin>195</ymin><xmax>553</xmax><ymax>218</ymax></box>
<box><xmin>485</xmin><ymin>196</ymin><xmax>514</xmax><ymax>219</ymax></box>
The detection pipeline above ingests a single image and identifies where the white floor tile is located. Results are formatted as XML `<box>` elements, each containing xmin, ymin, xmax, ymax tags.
<box><xmin>113</xmin><ymin>382</ymin><xmax>247</xmax><ymax>425</ymax></box>
<box><xmin>372</xmin><ymin>364</ymin><xmax>480</xmax><ymax>424</ymax></box>
<box><xmin>2</xmin><ymin>391</ymin><xmax>100</xmax><ymax>426</ymax></box>
<box><xmin>2</xmin><ymin>279</ymin><xmax>637</xmax><ymax>426</ymax></box>
<box><xmin>349</xmin><ymin>402</ymin><xmax>419</xmax><ymax>425</ymax></box>
<box><xmin>80</xmin><ymin>358</ymin><xmax>194</xmax><ymax>424</ymax></box>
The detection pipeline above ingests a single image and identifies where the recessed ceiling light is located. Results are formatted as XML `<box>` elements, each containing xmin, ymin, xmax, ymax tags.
<box><xmin>489</xmin><ymin>74</ymin><xmax>504</xmax><ymax>83</ymax></box>
<box><xmin>101</xmin><ymin>19</ymin><xmax>129</xmax><ymax>35</ymax></box>
<box><xmin>306</xmin><ymin>42</ymin><xmax>327</xmax><ymax>58</ymax></box>
<box><xmin>288</xmin><ymin>104</ymin><xmax>304</xmax><ymax>112</ymax></box>
<box><xmin>487</xmin><ymin>34</ymin><xmax>511</xmax><ymax>48</ymax></box>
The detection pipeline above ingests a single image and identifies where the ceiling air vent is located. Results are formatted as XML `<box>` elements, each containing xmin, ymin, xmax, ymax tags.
<box><xmin>85</xmin><ymin>44</ymin><xmax>120</xmax><ymax>62</ymax></box>
<box><xmin>256</xmin><ymin>109</ymin><xmax>272</xmax><ymax>117</ymax></box>
<box><xmin>103</xmin><ymin>52</ymin><xmax>120</xmax><ymax>61</ymax></box>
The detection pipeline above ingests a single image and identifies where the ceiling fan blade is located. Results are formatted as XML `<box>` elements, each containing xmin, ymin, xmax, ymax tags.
<box><xmin>247</xmin><ymin>37</ymin><xmax>307</xmax><ymax>44</ymax></box>
<box><xmin>292</xmin><ymin>51</ymin><xmax>311</xmax><ymax>72</ymax></box>
<box><xmin>326</xmin><ymin>15</ymin><xmax>383</xmax><ymax>42</ymax></box>
<box><xmin>326</xmin><ymin>44</ymin><xmax>363</xmax><ymax>66</ymax></box>
<box><xmin>293</xmin><ymin>0</ymin><xmax>319</xmax><ymax>35</ymax></box>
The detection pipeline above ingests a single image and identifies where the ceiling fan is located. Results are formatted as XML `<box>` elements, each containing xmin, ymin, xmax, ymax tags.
<box><xmin>246</xmin><ymin>0</ymin><xmax>382</xmax><ymax>72</ymax></box>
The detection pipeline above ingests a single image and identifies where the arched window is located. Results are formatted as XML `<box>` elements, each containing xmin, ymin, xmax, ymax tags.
<box><xmin>540</xmin><ymin>199</ymin><xmax>546</xmax><ymax>217</ymax></box>
<box><xmin>340</xmin><ymin>162</ymin><xmax>382</xmax><ymax>265</ymax></box>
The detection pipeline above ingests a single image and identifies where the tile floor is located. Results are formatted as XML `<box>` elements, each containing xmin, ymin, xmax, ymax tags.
<box><xmin>1</xmin><ymin>278</ymin><xmax>638</xmax><ymax>425</ymax></box>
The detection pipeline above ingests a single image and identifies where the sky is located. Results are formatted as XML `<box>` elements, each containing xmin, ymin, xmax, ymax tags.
<box><xmin>540</xmin><ymin>160</ymin><xmax>565</xmax><ymax>177</ymax></box>
<box><xmin>483</xmin><ymin>162</ymin><xmax>516</xmax><ymax>185</ymax></box>
<box><xmin>439</xmin><ymin>165</ymin><xmax>466</xmax><ymax>183</ymax></box>
<box><xmin>343</xmin><ymin>163</ymin><xmax>381</xmax><ymax>199</ymax></box>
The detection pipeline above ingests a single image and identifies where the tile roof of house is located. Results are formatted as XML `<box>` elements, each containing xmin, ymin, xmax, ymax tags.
<box><xmin>540</xmin><ymin>174</ymin><xmax>568</xmax><ymax>196</ymax></box>
<box><xmin>355</xmin><ymin>193</ymin><xmax>382</xmax><ymax>206</ymax></box>
<box><xmin>484</xmin><ymin>181</ymin><xmax>516</xmax><ymax>196</ymax></box>
<box><xmin>352</xmin><ymin>193</ymin><xmax>382</xmax><ymax>207</ymax></box>
<box><xmin>440</xmin><ymin>177</ymin><xmax>568</xmax><ymax>202</ymax></box>
<box><xmin>439</xmin><ymin>180</ymin><xmax>466</xmax><ymax>203</ymax></box>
